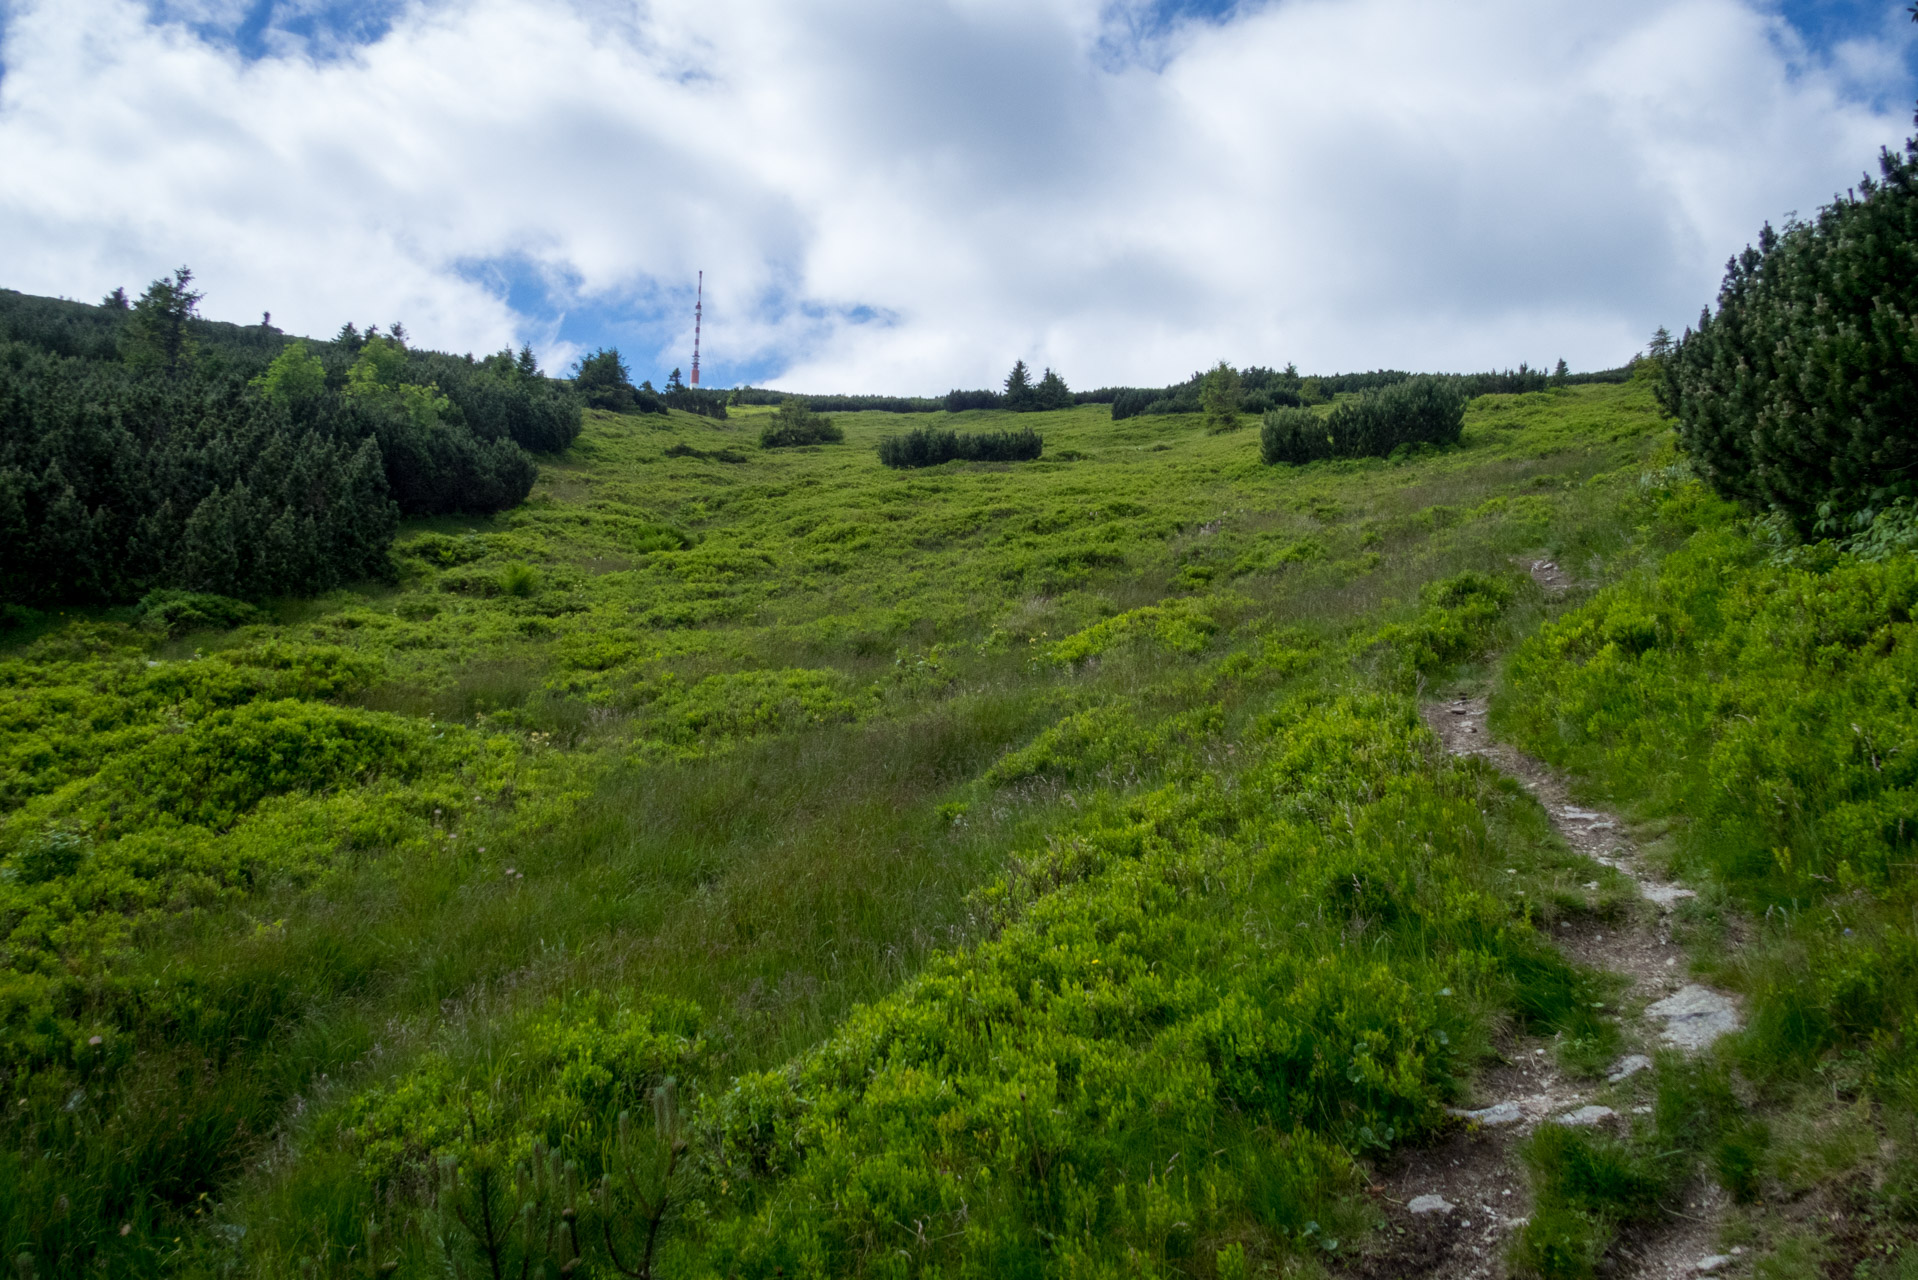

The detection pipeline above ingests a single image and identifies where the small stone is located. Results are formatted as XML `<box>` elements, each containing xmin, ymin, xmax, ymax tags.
<box><xmin>1694</xmin><ymin>1256</ymin><xmax>1734</xmax><ymax>1274</ymax></box>
<box><xmin>1647</xmin><ymin>985</ymin><xmax>1742</xmax><ymax>1051</ymax></box>
<box><xmin>1549</xmin><ymin>1105</ymin><xmax>1616</xmax><ymax>1127</ymax></box>
<box><xmin>1643</xmin><ymin>883</ymin><xmax>1697</xmax><ymax>909</ymax></box>
<box><xmin>1607</xmin><ymin>1055</ymin><xmax>1652</xmax><ymax>1083</ymax></box>
<box><xmin>1448</xmin><ymin>1101</ymin><xmax>1524</xmax><ymax>1127</ymax></box>
<box><xmin>1583</xmin><ymin>881</ymin><xmax>1599</xmax><ymax>890</ymax></box>
<box><xmin>1408</xmin><ymin>1194</ymin><xmax>1455</xmax><ymax>1215</ymax></box>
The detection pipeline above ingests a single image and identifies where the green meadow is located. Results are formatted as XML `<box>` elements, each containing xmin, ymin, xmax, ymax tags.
<box><xmin>9</xmin><ymin>378</ymin><xmax>1918</xmax><ymax>1276</ymax></box>
<box><xmin>0</xmin><ymin>383</ymin><xmax>1658</xmax><ymax>1275</ymax></box>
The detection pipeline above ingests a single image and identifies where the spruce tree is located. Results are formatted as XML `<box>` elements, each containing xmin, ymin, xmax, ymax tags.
<box><xmin>1034</xmin><ymin>367</ymin><xmax>1072</xmax><ymax>411</ymax></box>
<box><xmin>1004</xmin><ymin>360</ymin><xmax>1035</xmax><ymax>411</ymax></box>
<box><xmin>1199</xmin><ymin>362</ymin><xmax>1244</xmax><ymax>432</ymax></box>
<box><xmin>123</xmin><ymin>267</ymin><xmax>202</xmax><ymax>376</ymax></box>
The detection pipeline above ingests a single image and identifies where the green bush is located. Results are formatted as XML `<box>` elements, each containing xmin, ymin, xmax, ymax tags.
<box><xmin>1049</xmin><ymin>600</ymin><xmax>1217</xmax><ymax>665</ymax></box>
<box><xmin>877</xmin><ymin>426</ymin><xmax>1043</xmax><ymax>468</ymax></box>
<box><xmin>1261</xmin><ymin>376</ymin><xmax>1465</xmax><ymax>466</ymax></box>
<box><xmin>759</xmin><ymin>399</ymin><xmax>844</xmax><ymax>448</ymax></box>
<box><xmin>1660</xmin><ymin>137</ymin><xmax>1918</xmax><ymax>535</ymax></box>
<box><xmin>134</xmin><ymin>589</ymin><xmax>264</xmax><ymax>636</ymax></box>
<box><xmin>1260</xmin><ymin>407</ymin><xmax>1331</xmax><ymax>465</ymax></box>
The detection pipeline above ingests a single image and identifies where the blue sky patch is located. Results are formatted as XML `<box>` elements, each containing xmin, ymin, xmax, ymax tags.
<box><xmin>145</xmin><ymin>0</ymin><xmax>403</xmax><ymax>62</ymax></box>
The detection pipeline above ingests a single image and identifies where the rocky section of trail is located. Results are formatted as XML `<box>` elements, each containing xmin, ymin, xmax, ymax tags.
<box><xmin>1348</xmin><ymin>690</ymin><xmax>1745</xmax><ymax>1280</ymax></box>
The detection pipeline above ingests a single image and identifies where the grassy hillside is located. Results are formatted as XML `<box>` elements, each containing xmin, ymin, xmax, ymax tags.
<box><xmin>2</xmin><ymin>383</ymin><xmax>1721</xmax><ymax>1276</ymax></box>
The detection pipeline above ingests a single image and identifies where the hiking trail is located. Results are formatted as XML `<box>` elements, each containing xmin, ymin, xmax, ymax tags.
<box><xmin>1348</xmin><ymin>562</ymin><xmax>1748</xmax><ymax>1280</ymax></box>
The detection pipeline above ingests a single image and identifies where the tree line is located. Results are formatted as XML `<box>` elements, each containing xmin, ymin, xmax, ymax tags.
<box><xmin>571</xmin><ymin>349</ymin><xmax>731</xmax><ymax>419</ymax></box>
<box><xmin>0</xmin><ymin>273</ymin><xmax>581</xmax><ymax>606</ymax></box>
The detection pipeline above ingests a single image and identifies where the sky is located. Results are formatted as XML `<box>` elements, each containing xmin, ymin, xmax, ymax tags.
<box><xmin>1</xmin><ymin>0</ymin><xmax>1914</xmax><ymax>393</ymax></box>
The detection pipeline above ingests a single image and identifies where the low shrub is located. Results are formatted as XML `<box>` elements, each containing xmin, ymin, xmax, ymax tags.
<box><xmin>343</xmin><ymin>994</ymin><xmax>706</xmax><ymax>1187</ymax></box>
<box><xmin>134</xmin><ymin>589</ymin><xmax>264</xmax><ymax>636</ymax></box>
<box><xmin>1262</xmin><ymin>376</ymin><xmax>1465</xmax><ymax>466</ymax></box>
<box><xmin>759</xmin><ymin>399</ymin><xmax>844</xmax><ymax>448</ymax></box>
<box><xmin>877</xmin><ymin>426</ymin><xmax>1043</xmax><ymax>468</ymax></box>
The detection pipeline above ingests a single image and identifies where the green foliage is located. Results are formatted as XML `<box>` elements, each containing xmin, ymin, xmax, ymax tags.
<box><xmin>134</xmin><ymin>589</ymin><xmax>264</xmax><ymax>636</ymax></box>
<box><xmin>88</xmin><ymin>699</ymin><xmax>433</xmax><ymax>829</ymax></box>
<box><xmin>1049</xmin><ymin>599</ymin><xmax>1217</xmax><ymax>665</ymax></box>
<box><xmin>758</xmin><ymin>398</ymin><xmax>843</xmax><ymax>448</ymax></box>
<box><xmin>121</xmin><ymin>266</ymin><xmax>201</xmax><ymax>375</ymax></box>
<box><xmin>1370</xmin><ymin>570</ymin><xmax>1519</xmax><ymax>684</ymax></box>
<box><xmin>1259</xmin><ymin>406</ymin><xmax>1330</xmax><ymax>465</ymax></box>
<box><xmin>1511</xmin><ymin>1057</ymin><xmax>1754</xmax><ymax>1276</ymax></box>
<box><xmin>1033</xmin><ymin>366</ymin><xmax>1072</xmax><ymax>411</ymax></box>
<box><xmin>1200</xmin><ymin>361</ymin><xmax>1245</xmax><ymax>433</ymax></box>
<box><xmin>1262</xmin><ymin>375</ymin><xmax>1466</xmax><ymax>466</ymax></box>
<box><xmin>877</xmin><ymin>425</ymin><xmax>1043</xmax><ymax>468</ymax></box>
<box><xmin>497</xmin><ymin>562</ymin><xmax>538</xmax><ymax>597</ymax></box>
<box><xmin>1500</xmin><ymin>486</ymin><xmax>1918</xmax><ymax>1076</ymax></box>
<box><xmin>572</xmin><ymin>346</ymin><xmax>662</xmax><ymax>414</ymax></box>
<box><xmin>1003</xmin><ymin>358</ymin><xmax>1035</xmax><ymax>411</ymax></box>
<box><xmin>343</xmin><ymin>994</ymin><xmax>705</xmax><ymax>1185</ymax></box>
<box><xmin>0</xmin><ymin>283</ymin><xmax>578</xmax><ymax>605</ymax></box>
<box><xmin>1660</xmin><ymin>137</ymin><xmax>1918</xmax><ymax>535</ymax></box>
<box><xmin>249</xmin><ymin>340</ymin><xmax>326</xmax><ymax>407</ymax></box>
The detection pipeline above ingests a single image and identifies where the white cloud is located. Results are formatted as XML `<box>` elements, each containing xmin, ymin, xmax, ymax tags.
<box><xmin>0</xmin><ymin>0</ymin><xmax>1911</xmax><ymax>391</ymax></box>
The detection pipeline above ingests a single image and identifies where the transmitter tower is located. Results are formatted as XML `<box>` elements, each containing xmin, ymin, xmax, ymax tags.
<box><xmin>690</xmin><ymin>271</ymin><xmax>703</xmax><ymax>387</ymax></box>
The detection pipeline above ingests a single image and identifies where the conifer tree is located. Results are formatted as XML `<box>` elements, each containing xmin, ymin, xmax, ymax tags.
<box><xmin>1004</xmin><ymin>360</ymin><xmax>1035</xmax><ymax>411</ymax></box>
<box><xmin>1661</xmin><ymin>134</ymin><xmax>1918</xmax><ymax>534</ymax></box>
<box><xmin>1034</xmin><ymin>367</ymin><xmax>1072</xmax><ymax>411</ymax></box>
<box><xmin>123</xmin><ymin>267</ymin><xmax>202</xmax><ymax>375</ymax></box>
<box><xmin>1199</xmin><ymin>362</ymin><xmax>1244</xmax><ymax>432</ymax></box>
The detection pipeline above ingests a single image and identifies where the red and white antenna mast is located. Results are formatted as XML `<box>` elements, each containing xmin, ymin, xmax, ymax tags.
<box><xmin>690</xmin><ymin>271</ymin><xmax>703</xmax><ymax>387</ymax></box>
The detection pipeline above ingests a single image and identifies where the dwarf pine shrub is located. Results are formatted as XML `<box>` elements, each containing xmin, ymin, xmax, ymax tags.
<box><xmin>1261</xmin><ymin>376</ymin><xmax>1464</xmax><ymax>466</ymax></box>
<box><xmin>877</xmin><ymin>425</ymin><xmax>1043</xmax><ymax>468</ymax></box>
<box><xmin>759</xmin><ymin>398</ymin><xmax>844</xmax><ymax>448</ymax></box>
<box><xmin>1660</xmin><ymin>136</ymin><xmax>1918</xmax><ymax>535</ymax></box>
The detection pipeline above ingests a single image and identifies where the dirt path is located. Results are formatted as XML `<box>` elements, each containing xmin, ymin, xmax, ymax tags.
<box><xmin>1346</xmin><ymin>566</ymin><xmax>1747</xmax><ymax>1279</ymax></box>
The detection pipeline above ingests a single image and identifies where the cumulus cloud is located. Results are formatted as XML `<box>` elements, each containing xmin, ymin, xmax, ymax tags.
<box><xmin>0</xmin><ymin>0</ymin><xmax>1911</xmax><ymax>390</ymax></box>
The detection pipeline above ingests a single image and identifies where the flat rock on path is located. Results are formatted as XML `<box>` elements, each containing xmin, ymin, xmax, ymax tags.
<box><xmin>1647</xmin><ymin>985</ymin><xmax>1743</xmax><ymax>1052</ymax></box>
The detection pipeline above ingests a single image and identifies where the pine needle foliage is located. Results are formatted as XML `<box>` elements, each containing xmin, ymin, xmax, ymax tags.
<box><xmin>1261</xmin><ymin>376</ymin><xmax>1465</xmax><ymax>466</ymax></box>
<box><xmin>1659</xmin><ymin>136</ymin><xmax>1918</xmax><ymax>535</ymax></box>
<box><xmin>758</xmin><ymin>399</ymin><xmax>843</xmax><ymax>448</ymax></box>
<box><xmin>877</xmin><ymin>425</ymin><xmax>1043</xmax><ymax>468</ymax></box>
<box><xmin>0</xmin><ymin>283</ymin><xmax>580</xmax><ymax>604</ymax></box>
